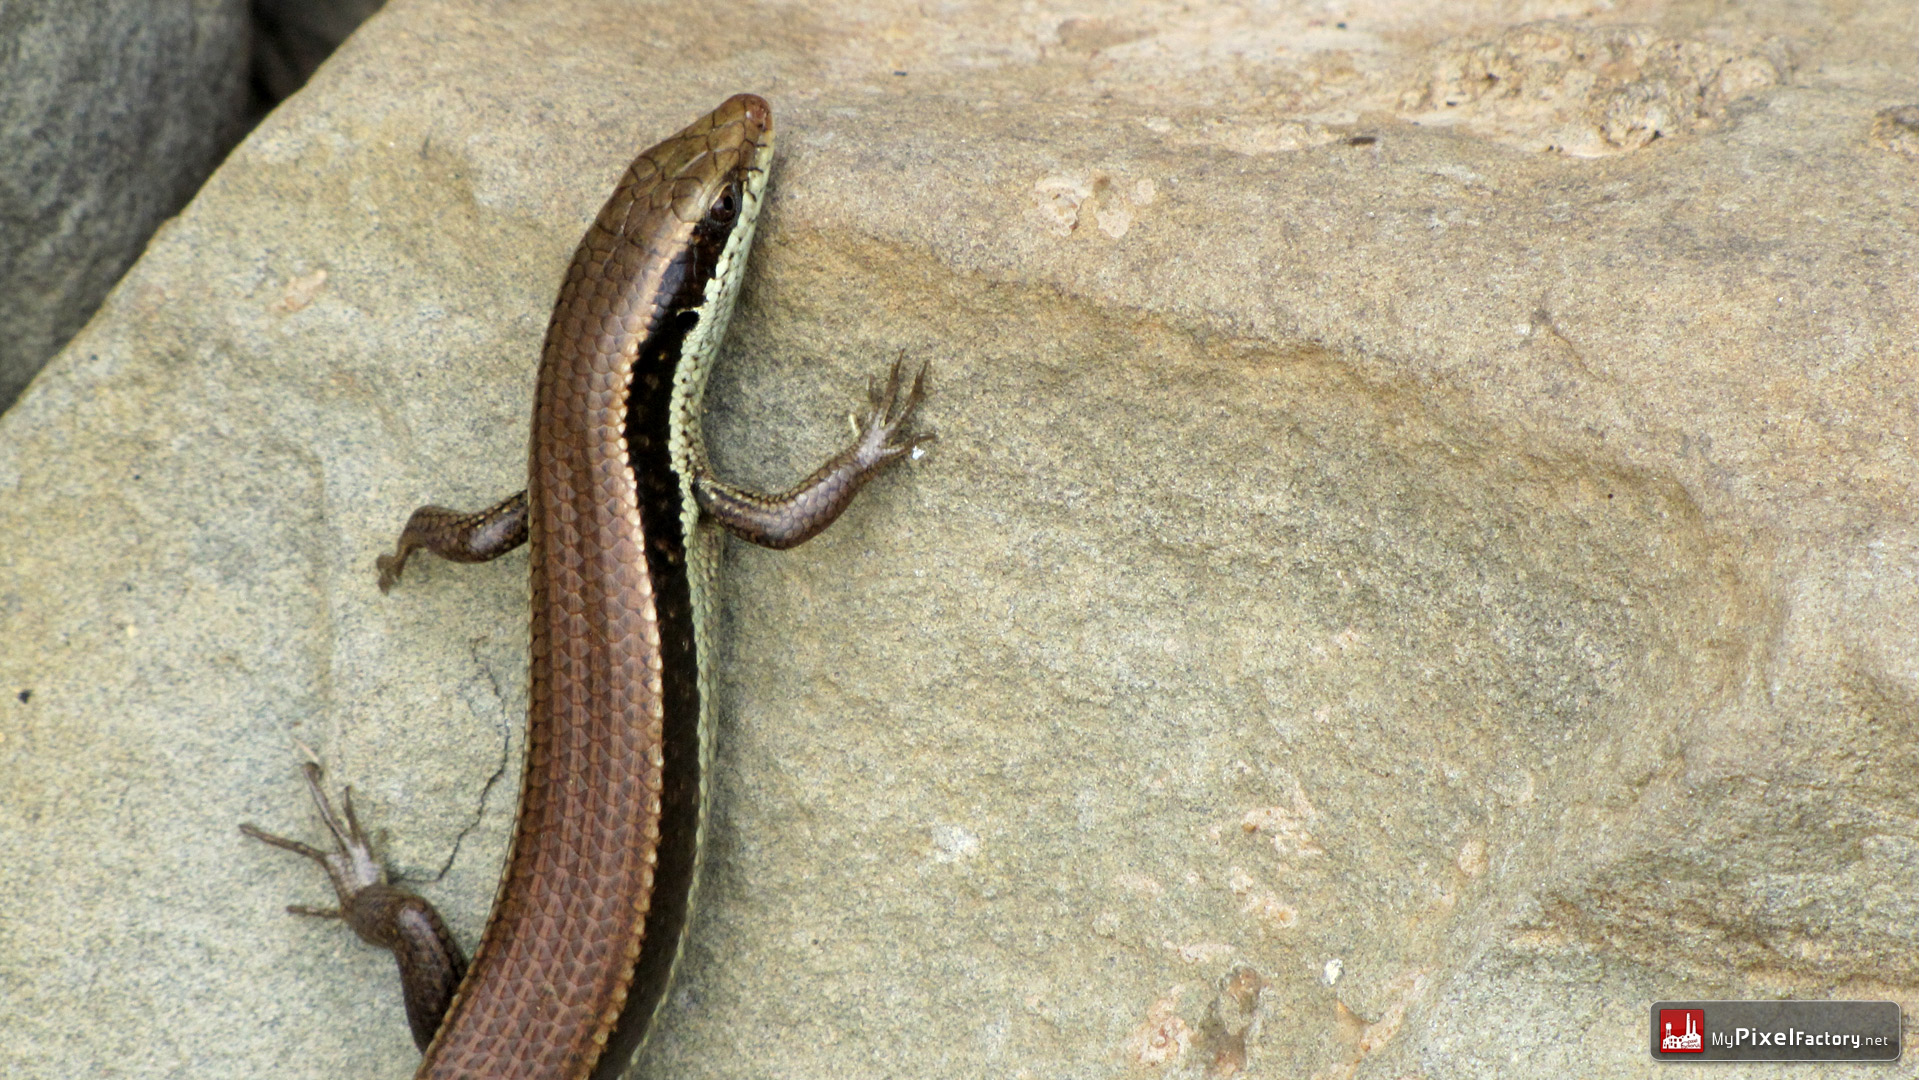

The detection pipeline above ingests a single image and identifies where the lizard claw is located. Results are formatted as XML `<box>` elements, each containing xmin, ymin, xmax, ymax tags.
<box><xmin>862</xmin><ymin>353</ymin><xmax>935</xmax><ymax>464</ymax></box>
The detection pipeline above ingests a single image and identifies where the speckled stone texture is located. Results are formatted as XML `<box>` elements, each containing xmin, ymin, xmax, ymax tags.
<box><xmin>0</xmin><ymin>2</ymin><xmax>1909</xmax><ymax>1078</ymax></box>
<box><xmin>0</xmin><ymin>0</ymin><xmax>250</xmax><ymax>413</ymax></box>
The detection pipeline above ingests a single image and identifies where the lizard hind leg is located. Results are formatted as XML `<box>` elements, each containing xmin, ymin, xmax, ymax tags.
<box><xmin>240</xmin><ymin>763</ymin><xmax>467</xmax><ymax>1051</ymax></box>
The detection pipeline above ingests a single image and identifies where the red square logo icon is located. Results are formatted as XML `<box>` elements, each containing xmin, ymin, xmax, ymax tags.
<box><xmin>1658</xmin><ymin>1009</ymin><xmax>1705</xmax><ymax>1053</ymax></box>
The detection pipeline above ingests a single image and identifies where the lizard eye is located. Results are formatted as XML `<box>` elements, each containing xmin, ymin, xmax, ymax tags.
<box><xmin>707</xmin><ymin>187</ymin><xmax>738</xmax><ymax>224</ymax></box>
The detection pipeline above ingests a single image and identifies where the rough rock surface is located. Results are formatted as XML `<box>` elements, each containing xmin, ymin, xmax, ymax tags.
<box><xmin>0</xmin><ymin>1</ymin><xmax>1910</xmax><ymax>1078</ymax></box>
<box><xmin>0</xmin><ymin>0</ymin><xmax>251</xmax><ymax>413</ymax></box>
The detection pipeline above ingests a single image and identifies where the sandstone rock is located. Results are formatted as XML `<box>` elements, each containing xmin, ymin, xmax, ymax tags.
<box><xmin>0</xmin><ymin>2</ymin><xmax>1909</xmax><ymax>1077</ymax></box>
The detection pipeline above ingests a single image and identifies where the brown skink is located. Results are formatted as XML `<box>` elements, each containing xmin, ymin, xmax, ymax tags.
<box><xmin>242</xmin><ymin>94</ymin><xmax>929</xmax><ymax>1079</ymax></box>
